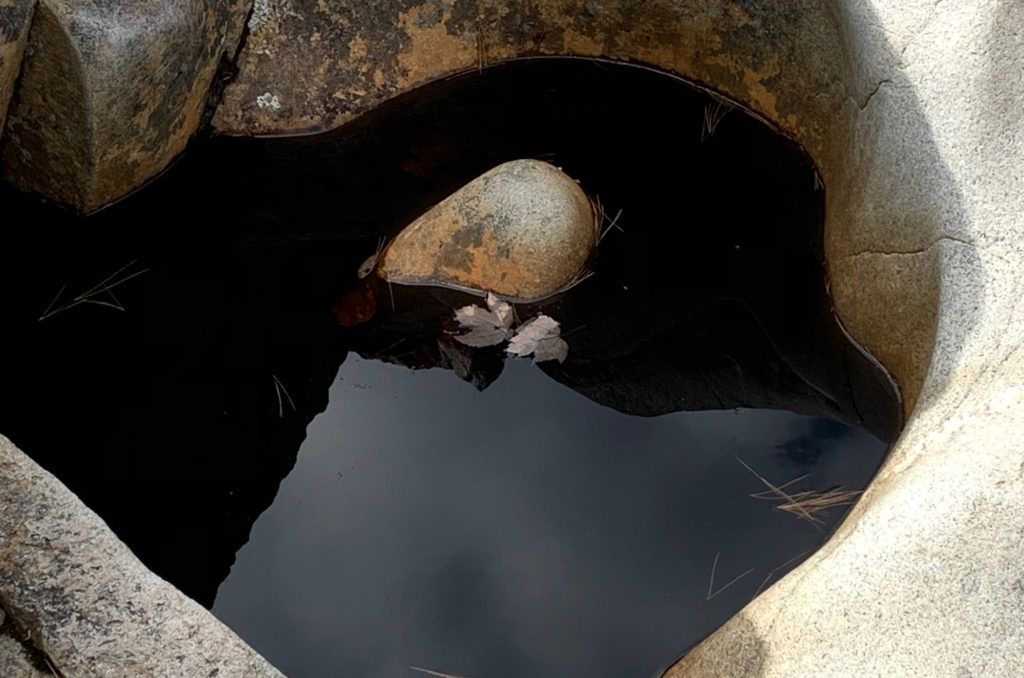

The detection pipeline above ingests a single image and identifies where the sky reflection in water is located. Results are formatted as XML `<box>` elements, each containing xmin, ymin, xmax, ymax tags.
<box><xmin>214</xmin><ymin>355</ymin><xmax>887</xmax><ymax>678</ymax></box>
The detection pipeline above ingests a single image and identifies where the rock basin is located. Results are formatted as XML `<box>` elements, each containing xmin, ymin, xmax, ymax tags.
<box><xmin>377</xmin><ymin>159</ymin><xmax>598</xmax><ymax>302</ymax></box>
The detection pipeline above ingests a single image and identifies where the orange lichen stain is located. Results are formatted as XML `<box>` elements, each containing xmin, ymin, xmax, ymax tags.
<box><xmin>561</xmin><ymin>27</ymin><xmax>604</xmax><ymax>56</ymax></box>
<box><xmin>699</xmin><ymin>50</ymin><xmax>781</xmax><ymax>122</ymax></box>
<box><xmin>723</xmin><ymin>4</ymin><xmax>757</xmax><ymax>27</ymax></box>
<box><xmin>603</xmin><ymin>18</ymin><xmax>709</xmax><ymax>81</ymax></box>
<box><xmin>383</xmin><ymin>208</ymin><xmax>495</xmax><ymax>293</ymax></box>
<box><xmin>383</xmin><ymin>222</ymin><xmax>562</xmax><ymax>301</ymax></box>
<box><xmin>740</xmin><ymin>61</ymin><xmax>781</xmax><ymax>120</ymax></box>
<box><xmin>640</xmin><ymin>44</ymin><xmax>695</xmax><ymax>73</ymax></box>
<box><xmin>348</xmin><ymin>35</ymin><xmax>368</xmax><ymax>61</ymax></box>
<box><xmin>379</xmin><ymin>201</ymin><xmax>591</xmax><ymax>301</ymax></box>
<box><xmin>336</xmin><ymin>86</ymin><xmax>366</xmax><ymax>99</ymax></box>
<box><xmin>315</xmin><ymin>0</ymin><xmax>351</xmax><ymax>28</ymax></box>
<box><xmin>396</xmin><ymin>5</ymin><xmax>476</xmax><ymax>87</ymax></box>
<box><xmin>310</xmin><ymin>58</ymin><xmax>332</xmax><ymax>90</ymax></box>
<box><xmin>448</xmin><ymin>230</ymin><xmax>522</xmax><ymax>295</ymax></box>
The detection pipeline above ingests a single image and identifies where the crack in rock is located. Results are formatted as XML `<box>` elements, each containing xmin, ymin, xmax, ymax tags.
<box><xmin>858</xmin><ymin>79</ymin><xmax>893</xmax><ymax>110</ymax></box>
<box><xmin>843</xmin><ymin>235</ymin><xmax>976</xmax><ymax>260</ymax></box>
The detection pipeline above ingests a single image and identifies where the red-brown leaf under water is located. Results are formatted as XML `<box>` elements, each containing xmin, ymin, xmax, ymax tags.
<box><xmin>332</xmin><ymin>287</ymin><xmax>376</xmax><ymax>326</ymax></box>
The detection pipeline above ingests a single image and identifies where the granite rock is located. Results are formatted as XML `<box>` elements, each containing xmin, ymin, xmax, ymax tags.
<box><xmin>378</xmin><ymin>159</ymin><xmax>596</xmax><ymax>301</ymax></box>
<box><xmin>213</xmin><ymin>0</ymin><xmax>851</xmax><ymax>150</ymax></box>
<box><xmin>669</xmin><ymin>0</ymin><xmax>1024</xmax><ymax>675</ymax></box>
<box><xmin>0</xmin><ymin>0</ymin><xmax>34</xmax><ymax>135</ymax></box>
<box><xmin>0</xmin><ymin>0</ymin><xmax>250</xmax><ymax>212</ymax></box>
<box><xmin>0</xmin><ymin>434</ymin><xmax>285</xmax><ymax>677</ymax></box>
<box><xmin>0</xmin><ymin>633</ymin><xmax>49</xmax><ymax>678</ymax></box>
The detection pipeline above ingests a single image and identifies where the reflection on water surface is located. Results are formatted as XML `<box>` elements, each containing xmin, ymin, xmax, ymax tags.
<box><xmin>214</xmin><ymin>356</ymin><xmax>888</xmax><ymax>678</ymax></box>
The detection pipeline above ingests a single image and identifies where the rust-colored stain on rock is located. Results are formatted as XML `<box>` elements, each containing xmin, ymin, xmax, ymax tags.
<box><xmin>0</xmin><ymin>0</ymin><xmax>34</xmax><ymax>135</ymax></box>
<box><xmin>213</xmin><ymin>0</ymin><xmax>850</xmax><ymax>163</ymax></box>
<box><xmin>379</xmin><ymin>159</ymin><xmax>597</xmax><ymax>302</ymax></box>
<box><xmin>1</xmin><ymin>0</ymin><xmax>249</xmax><ymax>212</ymax></box>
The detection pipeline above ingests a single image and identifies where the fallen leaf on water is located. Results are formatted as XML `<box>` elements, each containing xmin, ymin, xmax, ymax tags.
<box><xmin>485</xmin><ymin>291</ymin><xmax>514</xmax><ymax>329</ymax></box>
<box><xmin>451</xmin><ymin>294</ymin><xmax>569</xmax><ymax>363</ymax></box>
<box><xmin>453</xmin><ymin>306</ymin><xmax>507</xmax><ymax>346</ymax></box>
<box><xmin>506</xmin><ymin>314</ymin><xmax>568</xmax><ymax>363</ymax></box>
<box><xmin>332</xmin><ymin>287</ymin><xmax>376</xmax><ymax>326</ymax></box>
<box><xmin>452</xmin><ymin>292</ymin><xmax>513</xmax><ymax>347</ymax></box>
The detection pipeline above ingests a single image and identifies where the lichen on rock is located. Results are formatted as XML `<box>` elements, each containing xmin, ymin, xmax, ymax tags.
<box><xmin>377</xmin><ymin>159</ymin><xmax>598</xmax><ymax>302</ymax></box>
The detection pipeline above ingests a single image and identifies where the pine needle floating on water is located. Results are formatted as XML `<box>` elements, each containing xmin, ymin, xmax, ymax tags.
<box><xmin>39</xmin><ymin>259</ymin><xmax>149</xmax><ymax>321</ymax></box>
<box><xmin>701</xmin><ymin>96</ymin><xmax>733</xmax><ymax>141</ymax></box>
<box><xmin>706</xmin><ymin>551</ymin><xmax>754</xmax><ymax>601</ymax></box>
<box><xmin>556</xmin><ymin>267</ymin><xmax>594</xmax><ymax>295</ymax></box>
<box><xmin>272</xmin><ymin>374</ymin><xmax>296</xmax><ymax>418</ymax></box>
<box><xmin>598</xmin><ymin>207</ymin><xmax>624</xmax><ymax>244</ymax></box>
<box><xmin>751</xmin><ymin>549</ymin><xmax>811</xmax><ymax>600</ymax></box>
<box><xmin>410</xmin><ymin>666</ymin><xmax>475</xmax><ymax>678</ymax></box>
<box><xmin>735</xmin><ymin>456</ymin><xmax>815</xmax><ymax>523</ymax></box>
<box><xmin>813</xmin><ymin>169</ymin><xmax>825</xmax><ymax>191</ymax></box>
<box><xmin>737</xmin><ymin>456</ymin><xmax>861</xmax><ymax>525</ymax></box>
<box><xmin>772</xmin><ymin>487</ymin><xmax>862</xmax><ymax>521</ymax></box>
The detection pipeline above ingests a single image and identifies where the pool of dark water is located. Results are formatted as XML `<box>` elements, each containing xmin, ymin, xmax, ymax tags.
<box><xmin>0</xmin><ymin>58</ymin><xmax>900</xmax><ymax>677</ymax></box>
<box><xmin>214</xmin><ymin>356</ymin><xmax>888</xmax><ymax>678</ymax></box>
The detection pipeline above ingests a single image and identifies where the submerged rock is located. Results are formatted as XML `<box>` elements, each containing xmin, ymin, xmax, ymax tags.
<box><xmin>377</xmin><ymin>159</ymin><xmax>597</xmax><ymax>302</ymax></box>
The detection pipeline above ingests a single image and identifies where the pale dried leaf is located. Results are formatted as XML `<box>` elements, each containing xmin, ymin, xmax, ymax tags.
<box><xmin>506</xmin><ymin>314</ymin><xmax>569</xmax><ymax>363</ymax></box>
<box><xmin>507</xmin><ymin>315</ymin><xmax>559</xmax><ymax>353</ymax></box>
<box><xmin>485</xmin><ymin>292</ymin><xmax>514</xmax><ymax>329</ymax></box>
<box><xmin>453</xmin><ymin>303</ymin><xmax>509</xmax><ymax>347</ymax></box>
<box><xmin>530</xmin><ymin>334</ymin><xmax>569</xmax><ymax>363</ymax></box>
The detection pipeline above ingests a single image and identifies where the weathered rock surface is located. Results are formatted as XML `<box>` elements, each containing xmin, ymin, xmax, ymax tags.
<box><xmin>213</xmin><ymin>0</ymin><xmax>850</xmax><ymax>151</ymax></box>
<box><xmin>0</xmin><ymin>434</ymin><xmax>285</xmax><ymax>677</ymax></box>
<box><xmin>378</xmin><ymin>159</ymin><xmax>596</xmax><ymax>301</ymax></box>
<box><xmin>0</xmin><ymin>634</ymin><xmax>48</xmax><ymax>678</ymax></box>
<box><xmin>671</xmin><ymin>0</ymin><xmax>1024</xmax><ymax>675</ymax></box>
<box><xmin>0</xmin><ymin>0</ymin><xmax>250</xmax><ymax>212</ymax></box>
<box><xmin>0</xmin><ymin>0</ymin><xmax>34</xmax><ymax>134</ymax></box>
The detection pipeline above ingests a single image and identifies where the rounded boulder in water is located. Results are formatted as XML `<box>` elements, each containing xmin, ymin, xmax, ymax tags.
<box><xmin>378</xmin><ymin>159</ymin><xmax>597</xmax><ymax>301</ymax></box>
